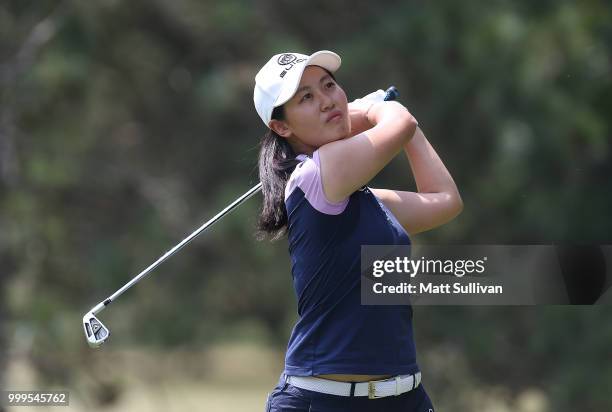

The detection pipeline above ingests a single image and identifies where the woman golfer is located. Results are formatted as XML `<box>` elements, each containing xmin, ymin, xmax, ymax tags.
<box><xmin>254</xmin><ymin>50</ymin><xmax>462</xmax><ymax>411</ymax></box>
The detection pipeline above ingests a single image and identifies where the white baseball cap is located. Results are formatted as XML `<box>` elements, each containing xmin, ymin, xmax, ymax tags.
<box><xmin>253</xmin><ymin>50</ymin><xmax>342</xmax><ymax>127</ymax></box>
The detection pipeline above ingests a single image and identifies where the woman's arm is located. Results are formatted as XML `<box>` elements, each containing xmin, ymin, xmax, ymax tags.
<box><xmin>371</xmin><ymin>127</ymin><xmax>463</xmax><ymax>234</ymax></box>
<box><xmin>318</xmin><ymin>101</ymin><xmax>418</xmax><ymax>203</ymax></box>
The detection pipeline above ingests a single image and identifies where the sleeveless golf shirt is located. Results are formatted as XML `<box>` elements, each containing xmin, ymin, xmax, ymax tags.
<box><xmin>283</xmin><ymin>150</ymin><xmax>419</xmax><ymax>377</ymax></box>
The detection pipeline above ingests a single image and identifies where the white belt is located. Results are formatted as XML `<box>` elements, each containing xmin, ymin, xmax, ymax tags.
<box><xmin>286</xmin><ymin>372</ymin><xmax>421</xmax><ymax>399</ymax></box>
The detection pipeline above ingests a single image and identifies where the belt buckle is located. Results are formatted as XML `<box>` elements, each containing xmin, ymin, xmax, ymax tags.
<box><xmin>367</xmin><ymin>379</ymin><xmax>390</xmax><ymax>399</ymax></box>
<box><xmin>367</xmin><ymin>381</ymin><xmax>377</xmax><ymax>399</ymax></box>
<box><xmin>368</xmin><ymin>375</ymin><xmax>403</xmax><ymax>399</ymax></box>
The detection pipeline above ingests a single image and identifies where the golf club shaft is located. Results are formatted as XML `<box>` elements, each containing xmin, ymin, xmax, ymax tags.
<box><xmin>89</xmin><ymin>86</ymin><xmax>399</xmax><ymax>316</ymax></box>
<box><xmin>91</xmin><ymin>182</ymin><xmax>262</xmax><ymax>314</ymax></box>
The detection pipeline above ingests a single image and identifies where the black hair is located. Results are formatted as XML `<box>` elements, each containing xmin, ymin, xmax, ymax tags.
<box><xmin>256</xmin><ymin>105</ymin><xmax>299</xmax><ymax>241</ymax></box>
<box><xmin>256</xmin><ymin>69</ymin><xmax>337</xmax><ymax>241</ymax></box>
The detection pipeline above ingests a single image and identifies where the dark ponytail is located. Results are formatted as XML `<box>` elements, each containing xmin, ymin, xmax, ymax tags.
<box><xmin>257</xmin><ymin>106</ymin><xmax>299</xmax><ymax>241</ymax></box>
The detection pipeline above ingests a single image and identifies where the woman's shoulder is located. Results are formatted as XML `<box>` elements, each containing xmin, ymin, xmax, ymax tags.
<box><xmin>285</xmin><ymin>150</ymin><xmax>349</xmax><ymax>215</ymax></box>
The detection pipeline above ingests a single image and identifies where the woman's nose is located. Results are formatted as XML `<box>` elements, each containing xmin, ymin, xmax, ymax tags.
<box><xmin>319</xmin><ymin>93</ymin><xmax>334</xmax><ymax>111</ymax></box>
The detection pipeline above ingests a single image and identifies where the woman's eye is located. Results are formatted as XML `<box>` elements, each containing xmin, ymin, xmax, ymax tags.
<box><xmin>326</xmin><ymin>81</ymin><xmax>335</xmax><ymax>89</ymax></box>
<box><xmin>300</xmin><ymin>93</ymin><xmax>312</xmax><ymax>102</ymax></box>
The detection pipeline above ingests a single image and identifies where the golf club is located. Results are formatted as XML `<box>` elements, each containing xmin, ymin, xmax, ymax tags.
<box><xmin>83</xmin><ymin>86</ymin><xmax>400</xmax><ymax>348</ymax></box>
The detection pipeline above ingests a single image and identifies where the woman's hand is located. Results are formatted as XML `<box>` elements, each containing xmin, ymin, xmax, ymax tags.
<box><xmin>347</xmin><ymin>100</ymin><xmax>375</xmax><ymax>137</ymax></box>
<box><xmin>347</xmin><ymin>89</ymin><xmax>387</xmax><ymax>137</ymax></box>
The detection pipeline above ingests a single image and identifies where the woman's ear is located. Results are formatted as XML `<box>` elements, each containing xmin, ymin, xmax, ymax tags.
<box><xmin>269</xmin><ymin>119</ymin><xmax>292</xmax><ymax>138</ymax></box>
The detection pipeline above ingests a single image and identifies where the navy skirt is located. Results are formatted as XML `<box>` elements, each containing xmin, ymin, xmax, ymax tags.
<box><xmin>265</xmin><ymin>374</ymin><xmax>435</xmax><ymax>412</ymax></box>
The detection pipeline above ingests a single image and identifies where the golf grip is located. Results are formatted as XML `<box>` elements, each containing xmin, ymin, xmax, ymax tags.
<box><xmin>90</xmin><ymin>86</ymin><xmax>399</xmax><ymax>314</ymax></box>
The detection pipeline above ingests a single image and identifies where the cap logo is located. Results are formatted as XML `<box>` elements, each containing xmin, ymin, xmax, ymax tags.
<box><xmin>277</xmin><ymin>53</ymin><xmax>297</xmax><ymax>65</ymax></box>
<box><xmin>276</xmin><ymin>54</ymin><xmax>307</xmax><ymax>78</ymax></box>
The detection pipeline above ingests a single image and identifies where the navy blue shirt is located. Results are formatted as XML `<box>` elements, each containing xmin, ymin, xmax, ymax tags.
<box><xmin>282</xmin><ymin>151</ymin><xmax>419</xmax><ymax>377</ymax></box>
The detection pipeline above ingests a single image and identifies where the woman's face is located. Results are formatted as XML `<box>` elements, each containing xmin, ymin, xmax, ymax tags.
<box><xmin>271</xmin><ymin>65</ymin><xmax>350</xmax><ymax>153</ymax></box>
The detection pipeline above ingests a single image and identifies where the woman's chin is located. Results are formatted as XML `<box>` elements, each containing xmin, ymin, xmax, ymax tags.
<box><xmin>333</xmin><ymin>125</ymin><xmax>351</xmax><ymax>140</ymax></box>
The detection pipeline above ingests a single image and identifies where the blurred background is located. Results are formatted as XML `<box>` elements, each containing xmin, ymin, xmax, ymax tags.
<box><xmin>1</xmin><ymin>0</ymin><xmax>611</xmax><ymax>411</ymax></box>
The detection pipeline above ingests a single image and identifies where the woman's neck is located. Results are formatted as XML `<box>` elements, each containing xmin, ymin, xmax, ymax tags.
<box><xmin>287</xmin><ymin>136</ymin><xmax>316</xmax><ymax>157</ymax></box>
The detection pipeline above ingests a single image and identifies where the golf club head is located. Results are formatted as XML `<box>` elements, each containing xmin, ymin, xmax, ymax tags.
<box><xmin>83</xmin><ymin>312</ymin><xmax>110</xmax><ymax>348</ymax></box>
